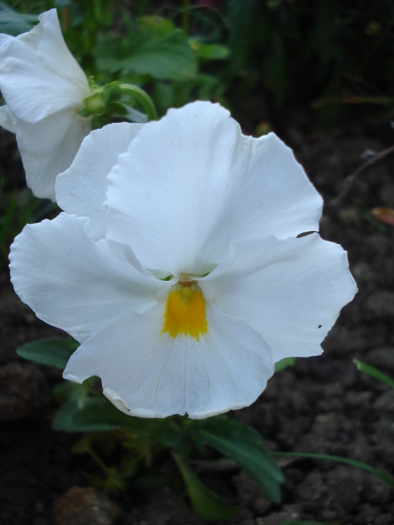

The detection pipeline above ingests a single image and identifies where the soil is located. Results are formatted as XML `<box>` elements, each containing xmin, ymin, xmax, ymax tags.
<box><xmin>1</xmin><ymin>118</ymin><xmax>394</xmax><ymax>525</ymax></box>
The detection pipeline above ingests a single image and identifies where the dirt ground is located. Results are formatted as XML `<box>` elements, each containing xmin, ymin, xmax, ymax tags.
<box><xmin>0</xmin><ymin>118</ymin><xmax>393</xmax><ymax>525</ymax></box>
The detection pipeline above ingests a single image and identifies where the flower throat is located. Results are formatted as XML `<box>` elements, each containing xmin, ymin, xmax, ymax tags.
<box><xmin>162</xmin><ymin>275</ymin><xmax>208</xmax><ymax>340</ymax></box>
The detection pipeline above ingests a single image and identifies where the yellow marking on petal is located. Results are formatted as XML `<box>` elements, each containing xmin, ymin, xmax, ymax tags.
<box><xmin>163</xmin><ymin>285</ymin><xmax>208</xmax><ymax>340</ymax></box>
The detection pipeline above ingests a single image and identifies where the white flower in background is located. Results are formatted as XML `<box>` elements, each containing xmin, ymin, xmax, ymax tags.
<box><xmin>0</xmin><ymin>9</ymin><xmax>91</xmax><ymax>201</ymax></box>
<box><xmin>9</xmin><ymin>102</ymin><xmax>357</xmax><ymax>419</ymax></box>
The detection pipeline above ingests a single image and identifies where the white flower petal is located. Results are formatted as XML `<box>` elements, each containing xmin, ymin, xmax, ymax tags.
<box><xmin>105</xmin><ymin>101</ymin><xmax>322</xmax><ymax>274</ymax></box>
<box><xmin>0</xmin><ymin>9</ymin><xmax>90</xmax><ymax>124</ymax></box>
<box><xmin>56</xmin><ymin>122</ymin><xmax>142</xmax><ymax>238</ymax></box>
<box><xmin>7</xmin><ymin>99</ymin><xmax>357</xmax><ymax>420</ymax></box>
<box><xmin>64</xmin><ymin>302</ymin><xmax>274</xmax><ymax>419</ymax></box>
<box><xmin>0</xmin><ymin>105</ymin><xmax>16</xmax><ymax>132</ymax></box>
<box><xmin>36</xmin><ymin>10</ymin><xmax>89</xmax><ymax>93</ymax></box>
<box><xmin>9</xmin><ymin>213</ymin><xmax>166</xmax><ymax>343</ymax></box>
<box><xmin>201</xmin><ymin>234</ymin><xmax>358</xmax><ymax>362</ymax></box>
<box><xmin>13</xmin><ymin>109</ymin><xmax>91</xmax><ymax>201</ymax></box>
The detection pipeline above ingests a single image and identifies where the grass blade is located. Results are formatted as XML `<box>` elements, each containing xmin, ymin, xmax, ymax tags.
<box><xmin>354</xmin><ymin>358</ymin><xmax>394</xmax><ymax>389</ymax></box>
<box><xmin>274</xmin><ymin>451</ymin><xmax>394</xmax><ymax>488</ymax></box>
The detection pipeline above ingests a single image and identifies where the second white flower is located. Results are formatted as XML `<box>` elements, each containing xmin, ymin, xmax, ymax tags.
<box><xmin>0</xmin><ymin>9</ymin><xmax>91</xmax><ymax>200</ymax></box>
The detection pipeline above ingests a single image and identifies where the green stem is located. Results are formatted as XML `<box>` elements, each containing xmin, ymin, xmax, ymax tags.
<box><xmin>86</xmin><ymin>447</ymin><xmax>111</xmax><ymax>476</ymax></box>
<box><xmin>182</xmin><ymin>0</ymin><xmax>190</xmax><ymax>33</ymax></box>
<box><xmin>119</xmin><ymin>84</ymin><xmax>157</xmax><ymax>121</ymax></box>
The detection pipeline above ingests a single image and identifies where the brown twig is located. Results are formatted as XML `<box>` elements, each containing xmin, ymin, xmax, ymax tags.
<box><xmin>326</xmin><ymin>143</ymin><xmax>394</xmax><ymax>208</ymax></box>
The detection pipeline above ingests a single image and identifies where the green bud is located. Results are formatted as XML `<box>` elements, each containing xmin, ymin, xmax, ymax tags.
<box><xmin>81</xmin><ymin>79</ymin><xmax>157</xmax><ymax>122</ymax></box>
<box><xmin>82</xmin><ymin>92</ymin><xmax>107</xmax><ymax>115</ymax></box>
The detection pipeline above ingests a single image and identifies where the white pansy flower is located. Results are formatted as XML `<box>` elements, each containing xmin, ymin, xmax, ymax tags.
<box><xmin>9</xmin><ymin>102</ymin><xmax>357</xmax><ymax>419</ymax></box>
<box><xmin>0</xmin><ymin>9</ymin><xmax>91</xmax><ymax>201</ymax></box>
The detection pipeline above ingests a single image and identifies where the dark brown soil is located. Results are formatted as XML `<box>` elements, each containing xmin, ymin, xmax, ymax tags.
<box><xmin>1</xmin><ymin>120</ymin><xmax>394</xmax><ymax>525</ymax></box>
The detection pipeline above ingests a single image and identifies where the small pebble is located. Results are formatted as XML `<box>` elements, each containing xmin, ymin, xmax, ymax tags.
<box><xmin>53</xmin><ymin>486</ymin><xmax>121</xmax><ymax>525</ymax></box>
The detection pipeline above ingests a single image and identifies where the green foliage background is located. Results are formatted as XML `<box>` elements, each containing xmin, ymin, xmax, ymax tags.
<box><xmin>1</xmin><ymin>0</ymin><xmax>393</xmax><ymax>126</ymax></box>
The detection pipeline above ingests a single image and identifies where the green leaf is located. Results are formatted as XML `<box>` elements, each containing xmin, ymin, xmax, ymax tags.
<box><xmin>190</xmin><ymin>40</ymin><xmax>230</xmax><ymax>61</ymax></box>
<box><xmin>52</xmin><ymin>382</ymin><xmax>164</xmax><ymax>441</ymax></box>
<box><xmin>52</xmin><ymin>382</ymin><xmax>101</xmax><ymax>432</ymax></box>
<box><xmin>275</xmin><ymin>357</ymin><xmax>297</xmax><ymax>373</ymax></box>
<box><xmin>74</xmin><ymin>404</ymin><xmax>154</xmax><ymax>433</ymax></box>
<box><xmin>172</xmin><ymin>453</ymin><xmax>238</xmax><ymax>521</ymax></box>
<box><xmin>17</xmin><ymin>337</ymin><xmax>78</xmax><ymax>369</ymax></box>
<box><xmin>192</xmin><ymin>416</ymin><xmax>283</xmax><ymax>503</ymax></box>
<box><xmin>96</xmin><ymin>29</ymin><xmax>197</xmax><ymax>82</ymax></box>
<box><xmin>52</xmin><ymin>380</ymin><xmax>89</xmax><ymax>404</ymax></box>
<box><xmin>0</xmin><ymin>2</ymin><xmax>37</xmax><ymax>35</ymax></box>
<box><xmin>73</xmin><ymin>403</ymin><xmax>139</xmax><ymax>432</ymax></box>
<box><xmin>274</xmin><ymin>451</ymin><xmax>394</xmax><ymax>488</ymax></box>
<box><xmin>354</xmin><ymin>359</ymin><xmax>394</xmax><ymax>389</ymax></box>
<box><xmin>157</xmin><ymin>420</ymin><xmax>191</xmax><ymax>453</ymax></box>
<box><xmin>137</xmin><ymin>15</ymin><xmax>175</xmax><ymax>37</ymax></box>
<box><xmin>53</xmin><ymin>391</ymin><xmax>147</xmax><ymax>433</ymax></box>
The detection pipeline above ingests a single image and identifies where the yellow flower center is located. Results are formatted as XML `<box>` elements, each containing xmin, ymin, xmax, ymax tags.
<box><xmin>162</xmin><ymin>275</ymin><xmax>208</xmax><ymax>340</ymax></box>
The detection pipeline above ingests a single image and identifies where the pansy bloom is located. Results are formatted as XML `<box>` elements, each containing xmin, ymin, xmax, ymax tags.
<box><xmin>10</xmin><ymin>102</ymin><xmax>357</xmax><ymax>419</ymax></box>
<box><xmin>0</xmin><ymin>9</ymin><xmax>91</xmax><ymax>201</ymax></box>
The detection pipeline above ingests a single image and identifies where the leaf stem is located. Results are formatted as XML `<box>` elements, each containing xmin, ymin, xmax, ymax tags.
<box><xmin>119</xmin><ymin>84</ymin><xmax>157</xmax><ymax>121</ymax></box>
